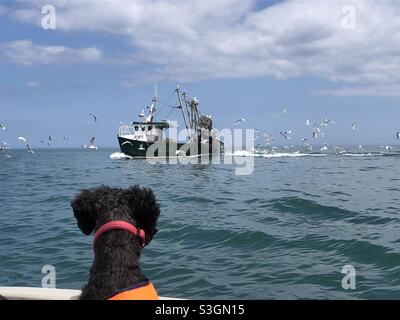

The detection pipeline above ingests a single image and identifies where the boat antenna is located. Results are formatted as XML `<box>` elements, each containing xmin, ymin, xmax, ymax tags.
<box><xmin>154</xmin><ymin>83</ymin><xmax>158</xmax><ymax>101</ymax></box>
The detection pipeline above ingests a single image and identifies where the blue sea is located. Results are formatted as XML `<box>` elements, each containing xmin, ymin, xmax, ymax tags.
<box><xmin>1</xmin><ymin>147</ymin><xmax>400</xmax><ymax>299</ymax></box>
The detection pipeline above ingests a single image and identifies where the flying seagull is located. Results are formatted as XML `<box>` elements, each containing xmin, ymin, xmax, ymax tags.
<box><xmin>27</xmin><ymin>144</ymin><xmax>34</xmax><ymax>154</ymax></box>
<box><xmin>0</xmin><ymin>145</ymin><xmax>11</xmax><ymax>158</ymax></box>
<box><xmin>321</xmin><ymin>118</ymin><xmax>335</xmax><ymax>126</ymax></box>
<box><xmin>18</xmin><ymin>137</ymin><xmax>27</xmax><ymax>143</ymax></box>
<box><xmin>320</xmin><ymin>143</ymin><xmax>328</xmax><ymax>151</ymax></box>
<box><xmin>0</xmin><ymin>123</ymin><xmax>6</xmax><ymax>131</ymax></box>
<box><xmin>396</xmin><ymin>132</ymin><xmax>400</xmax><ymax>139</ymax></box>
<box><xmin>63</xmin><ymin>136</ymin><xmax>69</xmax><ymax>142</ymax></box>
<box><xmin>89</xmin><ymin>113</ymin><xmax>98</xmax><ymax>123</ymax></box>
<box><xmin>40</xmin><ymin>140</ymin><xmax>51</xmax><ymax>147</ymax></box>
<box><xmin>263</xmin><ymin>133</ymin><xmax>274</xmax><ymax>145</ymax></box>
<box><xmin>352</xmin><ymin>122</ymin><xmax>357</xmax><ymax>131</ymax></box>
<box><xmin>88</xmin><ymin>137</ymin><xmax>98</xmax><ymax>150</ymax></box>
<box><xmin>233</xmin><ymin>118</ymin><xmax>246</xmax><ymax>126</ymax></box>
<box><xmin>280</xmin><ymin>130</ymin><xmax>292</xmax><ymax>139</ymax></box>
<box><xmin>305</xmin><ymin>120</ymin><xmax>310</xmax><ymax>127</ymax></box>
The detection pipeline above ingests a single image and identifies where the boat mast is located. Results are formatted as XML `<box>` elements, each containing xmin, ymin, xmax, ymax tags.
<box><xmin>176</xmin><ymin>85</ymin><xmax>190</xmax><ymax>137</ymax></box>
<box><xmin>145</xmin><ymin>84</ymin><xmax>158</xmax><ymax>123</ymax></box>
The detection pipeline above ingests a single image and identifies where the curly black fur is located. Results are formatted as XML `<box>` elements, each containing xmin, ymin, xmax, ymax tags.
<box><xmin>71</xmin><ymin>185</ymin><xmax>160</xmax><ymax>300</ymax></box>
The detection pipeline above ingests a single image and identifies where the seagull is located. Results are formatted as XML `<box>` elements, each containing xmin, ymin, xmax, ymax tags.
<box><xmin>89</xmin><ymin>113</ymin><xmax>98</xmax><ymax>123</ymax></box>
<box><xmin>396</xmin><ymin>132</ymin><xmax>400</xmax><ymax>139</ymax></box>
<box><xmin>272</xmin><ymin>114</ymin><xmax>278</xmax><ymax>120</ymax></box>
<box><xmin>335</xmin><ymin>146</ymin><xmax>346</xmax><ymax>154</ymax></box>
<box><xmin>0</xmin><ymin>123</ymin><xmax>6</xmax><ymax>131</ymax></box>
<box><xmin>48</xmin><ymin>134</ymin><xmax>55</xmax><ymax>142</ymax></box>
<box><xmin>321</xmin><ymin>118</ymin><xmax>335</xmax><ymax>126</ymax></box>
<box><xmin>88</xmin><ymin>137</ymin><xmax>98</xmax><ymax>150</ymax></box>
<box><xmin>305</xmin><ymin>120</ymin><xmax>310</xmax><ymax>127</ymax></box>
<box><xmin>0</xmin><ymin>145</ymin><xmax>11</xmax><ymax>158</ymax></box>
<box><xmin>282</xmin><ymin>108</ymin><xmax>287</xmax><ymax>116</ymax></box>
<box><xmin>383</xmin><ymin>145</ymin><xmax>393</xmax><ymax>152</ymax></box>
<box><xmin>81</xmin><ymin>144</ymin><xmax>87</xmax><ymax>149</ymax></box>
<box><xmin>63</xmin><ymin>136</ymin><xmax>69</xmax><ymax>142</ymax></box>
<box><xmin>312</xmin><ymin>132</ymin><xmax>318</xmax><ymax>138</ymax></box>
<box><xmin>320</xmin><ymin>143</ymin><xmax>328</xmax><ymax>151</ymax></box>
<box><xmin>280</xmin><ymin>130</ymin><xmax>292</xmax><ymax>139</ymax></box>
<box><xmin>233</xmin><ymin>118</ymin><xmax>246</xmax><ymax>126</ymax></box>
<box><xmin>2</xmin><ymin>141</ymin><xmax>10</xmax><ymax>147</ymax></box>
<box><xmin>263</xmin><ymin>133</ymin><xmax>274</xmax><ymax>145</ymax></box>
<box><xmin>40</xmin><ymin>140</ymin><xmax>51</xmax><ymax>147</ymax></box>
<box><xmin>139</xmin><ymin>110</ymin><xmax>145</xmax><ymax>118</ymax></box>
<box><xmin>26</xmin><ymin>144</ymin><xmax>34</xmax><ymax>154</ymax></box>
<box><xmin>18</xmin><ymin>137</ymin><xmax>27</xmax><ymax>143</ymax></box>
<box><xmin>359</xmin><ymin>145</ymin><xmax>364</xmax><ymax>151</ymax></box>
<box><xmin>352</xmin><ymin>122</ymin><xmax>357</xmax><ymax>130</ymax></box>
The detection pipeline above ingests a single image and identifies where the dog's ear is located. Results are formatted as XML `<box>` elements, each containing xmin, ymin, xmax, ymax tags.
<box><xmin>124</xmin><ymin>185</ymin><xmax>160</xmax><ymax>246</ymax></box>
<box><xmin>71</xmin><ymin>187</ymin><xmax>105</xmax><ymax>235</ymax></box>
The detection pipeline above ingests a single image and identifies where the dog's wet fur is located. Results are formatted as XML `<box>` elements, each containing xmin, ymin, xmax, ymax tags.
<box><xmin>71</xmin><ymin>185</ymin><xmax>160</xmax><ymax>300</ymax></box>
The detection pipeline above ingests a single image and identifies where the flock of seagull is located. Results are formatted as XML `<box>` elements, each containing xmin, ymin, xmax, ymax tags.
<box><xmin>0</xmin><ymin>114</ymin><xmax>99</xmax><ymax>158</ymax></box>
<box><xmin>2</xmin><ymin>107</ymin><xmax>400</xmax><ymax>158</ymax></box>
<box><xmin>232</xmin><ymin>108</ymin><xmax>400</xmax><ymax>155</ymax></box>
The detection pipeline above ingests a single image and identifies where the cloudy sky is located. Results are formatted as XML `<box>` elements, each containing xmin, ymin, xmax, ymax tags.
<box><xmin>1</xmin><ymin>0</ymin><xmax>400</xmax><ymax>148</ymax></box>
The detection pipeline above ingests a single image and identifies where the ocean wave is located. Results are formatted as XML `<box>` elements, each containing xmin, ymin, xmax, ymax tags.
<box><xmin>109</xmin><ymin>152</ymin><xmax>133</xmax><ymax>159</ymax></box>
<box><xmin>225</xmin><ymin>150</ymin><xmax>327</xmax><ymax>158</ymax></box>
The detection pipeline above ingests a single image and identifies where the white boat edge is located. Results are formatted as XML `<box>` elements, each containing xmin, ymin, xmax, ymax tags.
<box><xmin>0</xmin><ymin>287</ymin><xmax>184</xmax><ymax>300</ymax></box>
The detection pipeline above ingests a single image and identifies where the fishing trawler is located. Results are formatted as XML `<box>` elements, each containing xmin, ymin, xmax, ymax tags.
<box><xmin>117</xmin><ymin>85</ymin><xmax>223</xmax><ymax>158</ymax></box>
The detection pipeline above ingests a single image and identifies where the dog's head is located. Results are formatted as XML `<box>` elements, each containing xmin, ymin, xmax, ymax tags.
<box><xmin>71</xmin><ymin>185</ymin><xmax>160</xmax><ymax>246</ymax></box>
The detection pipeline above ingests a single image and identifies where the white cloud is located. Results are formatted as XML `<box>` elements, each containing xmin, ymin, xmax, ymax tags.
<box><xmin>10</xmin><ymin>0</ymin><xmax>400</xmax><ymax>95</ymax></box>
<box><xmin>312</xmin><ymin>84</ymin><xmax>400</xmax><ymax>97</ymax></box>
<box><xmin>27</xmin><ymin>81</ymin><xmax>40</xmax><ymax>88</ymax></box>
<box><xmin>0</xmin><ymin>40</ymin><xmax>102</xmax><ymax>65</ymax></box>
<box><xmin>0</xmin><ymin>4</ymin><xmax>7</xmax><ymax>15</ymax></box>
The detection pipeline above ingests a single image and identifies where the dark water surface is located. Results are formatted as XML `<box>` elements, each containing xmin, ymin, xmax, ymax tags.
<box><xmin>1</xmin><ymin>148</ymin><xmax>400</xmax><ymax>299</ymax></box>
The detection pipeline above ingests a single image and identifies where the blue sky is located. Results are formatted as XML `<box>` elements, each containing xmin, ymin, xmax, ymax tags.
<box><xmin>1</xmin><ymin>0</ymin><xmax>400</xmax><ymax>148</ymax></box>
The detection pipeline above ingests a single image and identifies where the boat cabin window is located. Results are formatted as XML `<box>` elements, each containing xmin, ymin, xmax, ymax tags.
<box><xmin>141</xmin><ymin>126</ymin><xmax>145</xmax><ymax>131</ymax></box>
<box><xmin>134</xmin><ymin>126</ymin><xmax>139</xmax><ymax>131</ymax></box>
<box><xmin>148</xmin><ymin>125</ymin><xmax>153</xmax><ymax>131</ymax></box>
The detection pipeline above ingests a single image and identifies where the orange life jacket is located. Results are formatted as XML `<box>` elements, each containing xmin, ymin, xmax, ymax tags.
<box><xmin>107</xmin><ymin>281</ymin><xmax>159</xmax><ymax>300</ymax></box>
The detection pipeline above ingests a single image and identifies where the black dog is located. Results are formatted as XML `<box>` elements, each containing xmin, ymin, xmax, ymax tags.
<box><xmin>71</xmin><ymin>185</ymin><xmax>160</xmax><ymax>300</ymax></box>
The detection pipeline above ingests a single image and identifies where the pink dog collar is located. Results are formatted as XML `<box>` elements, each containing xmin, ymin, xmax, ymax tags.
<box><xmin>93</xmin><ymin>220</ymin><xmax>146</xmax><ymax>249</ymax></box>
